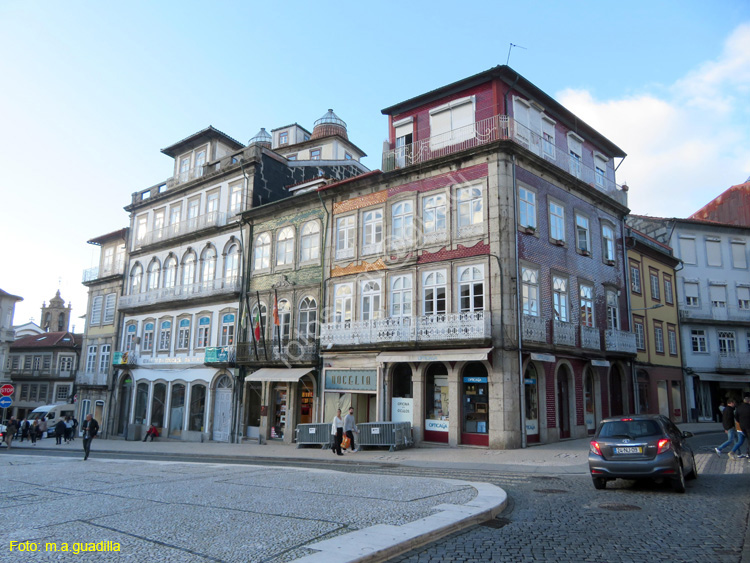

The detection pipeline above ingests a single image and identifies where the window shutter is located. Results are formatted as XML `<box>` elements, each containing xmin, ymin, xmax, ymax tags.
<box><xmin>679</xmin><ymin>237</ymin><xmax>697</xmax><ymax>264</ymax></box>
<box><xmin>706</xmin><ymin>240</ymin><xmax>722</xmax><ymax>267</ymax></box>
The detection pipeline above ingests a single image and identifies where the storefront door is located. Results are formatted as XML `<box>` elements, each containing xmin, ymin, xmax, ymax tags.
<box><xmin>212</xmin><ymin>376</ymin><xmax>232</xmax><ymax>442</ymax></box>
<box><xmin>271</xmin><ymin>384</ymin><xmax>287</xmax><ymax>440</ymax></box>
<box><xmin>524</xmin><ymin>363</ymin><xmax>539</xmax><ymax>444</ymax></box>
<box><xmin>424</xmin><ymin>363</ymin><xmax>449</xmax><ymax>443</ymax></box>
<box><xmin>557</xmin><ymin>368</ymin><xmax>570</xmax><ymax>439</ymax></box>
<box><xmin>461</xmin><ymin>363</ymin><xmax>488</xmax><ymax>447</ymax></box>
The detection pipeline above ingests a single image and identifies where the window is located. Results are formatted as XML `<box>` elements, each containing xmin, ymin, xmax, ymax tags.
<box><xmin>345</xmin><ymin>152</ymin><xmax>353</xmax><ymax>160</ymax></box>
<box><xmin>423</xmin><ymin>270</ymin><xmax>447</xmax><ymax>315</ymax></box>
<box><xmin>310</xmin><ymin>148</ymin><xmax>321</xmax><ymax>160</ymax></box>
<box><xmin>684</xmin><ymin>282</ymin><xmax>699</xmax><ymax>307</ymax></box>
<box><xmin>630</xmin><ymin>262</ymin><xmax>642</xmax><ymax>294</ymax></box>
<box><xmin>194</xmin><ymin>148</ymin><xmax>206</xmax><ymax>177</ymax></box>
<box><xmin>254</xmin><ymin>233</ymin><xmax>271</xmax><ymax>270</ymax></box>
<box><xmin>606</xmin><ymin>290</ymin><xmax>619</xmax><ymax>330</ymax></box>
<box><xmin>147</xmin><ymin>260</ymin><xmax>160</xmax><ymax>291</ymax></box>
<box><xmin>731</xmin><ymin>241</ymin><xmax>748</xmax><ymax>269</ymax></box>
<box><xmin>90</xmin><ymin>296</ymin><xmax>102</xmax><ymax>325</ymax></box>
<box><xmin>542</xmin><ymin>117</ymin><xmax>555</xmax><ymax>158</ymax></box>
<box><xmin>103</xmin><ymin>247</ymin><xmax>114</xmax><ymax>272</ymax></box>
<box><xmin>362</xmin><ymin>210</ymin><xmax>383</xmax><ymax>254</ymax></box>
<box><xmin>86</xmin><ymin>345</ymin><xmax>97</xmax><ymax>373</ymax></box>
<box><xmin>654</xmin><ymin>323</ymin><xmax>664</xmax><ymax>354</ymax></box>
<box><xmin>279</xmin><ymin>131</ymin><xmax>288</xmax><ymax>145</ymax></box>
<box><xmin>178</xmin><ymin>319</ymin><xmax>191</xmax><ymax>349</ymax></box>
<box><xmin>276</xmin><ymin>227</ymin><xmax>295</xmax><ymax>266</ymax></box>
<box><xmin>59</xmin><ymin>356</ymin><xmax>73</xmax><ymax>371</ymax></box>
<box><xmin>225</xmin><ymin>244</ymin><xmax>240</xmax><ymax>281</ymax></box>
<box><xmin>206</xmin><ymin>191</ymin><xmax>219</xmax><ymax>216</ymax></box>
<box><xmin>142</xmin><ymin>322</ymin><xmax>154</xmax><ymax>351</ymax></box>
<box><xmin>518</xmin><ymin>187</ymin><xmax>536</xmax><ymax>229</ymax></box>
<box><xmin>691</xmin><ymin>329</ymin><xmax>707</xmax><ymax>353</ymax></box>
<box><xmin>391</xmin><ymin>201</ymin><xmax>413</xmax><ymax>244</ymax></box>
<box><xmin>429</xmin><ymin>96</ymin><xmax>475</xmax><ymax>149</ymax></box>
<box><xmin>390</xmin><ymin>276</ymin><xmax>412</xmax><ymax>318</ymax></box>
<box><xmin>99</xmin><ymin>345</ymin><xmax>110</xmax><ymax>374</ymax></box>
<box><xmin>423</xmin><ymin>194</ymin><xmax>447</xmax><ymax>234</ymax></box>
<box><xmin>158</xmin><ymin>321</ymin><xmax>172</xmax><ymax>351</ymax></box>
<box><xmin>549</xmin><ymin>201</ymin><xmax>565</xmax><ymax>242</ymax></box>
<box><xmin>286</xmin><ymin>154</ymin><xmax>297</xmax><ymax>161</ymax></box>
<box><xmin>718</xmin><ymin>331</ymin><xmax>736</xmax><ymax>355</ymax></box>
<box><xmin>336</xmin><ymin>216</ymin><xmax>355</xmax><ymax>258</ymax></box>
<box><xmin>170</xmin><ymin>205</ymin><xmax>181</xmax><ymax>231</ymax></box>
<box><xmin>458</xmin><ymin>265</ymin><xmax>484</xmax><ymax>313</ymax></box>
<box><xmin>297</xmin><ymin>298</ymin><xmax>317</xmax><ymax>341</ymax></box>
<box><xmin>663</xmin><ymin>276</ymin><xmax>674</xmax><ymax>305</ymax></box>
<box><xmin>575</xmin><ymin>214</ymin><xmax>590</xmax><ymax>253</ymax></box>
<box><xmin>101</xmin><ymin>293</ymin><xmax>116</xmax><ymax>324</ymax></box>
<box><xmin>521</xmin><ymin>267</ymin><xmax>539</xmax><ymax>316</ymax></box>
<box><xmin>334</xmin><ymin>284</ymin><xmax>352</xmax><ymax>323</ymax></box>
<box><xmin>567</xmin><ymin>133</ymin><xmax>583</xmax><ymax>179</ymax></box>
<box><xmin>668</xmin><ymin>326</ymin><xmax>678</xmax><ymax>356</ymax></box>
<box><xmin>649</xmin><ymin>270</ymin><xmax>660</xmax><ymax>301</ymax></box>
<box><xmin>163</xmin><ymin>256</ymin><xmax>177</xmax><ymax>288</ymax></box>
<box><xmin>679</xmin><ymin>237</ymin><xmax>697</xmax><ymax>264</ymax></box>
<box><xmin>457</xmin><ymin>186</ymin><xmax>483</xmax><ymax>229</ymax></box>
<box><xmin>300</xmin><ymin>221</ymin><xmax>320</xmax><ymax>262</ymax></box>
<box><xmin>594</xmin><ymin>155</ymin><xmax>608</xmax><ymax>188</ymax></box>
<box><xmin>710</xmin><ymin>285</ymin><xmax>726</xmax><ymax>308</ymax></box>
<box><xmin>182</xmin><ymin>252</ymin><xmax>196</xmax><ymax>286</ymax></box>
<box><xmin>361</xmin><ymin>281</ymin><xmax>382</xmax><ymax>321</ymax></box>
<box><xmin>602</xmin><ymin>225</ymin><xmax>616</xmax><ymax>263</ymax></box>
<box><xmin>738</xmin><ymin>287</ymin><xmax>750</xmax><ymax>310</ymax></box>
<box><xmin>229</xmin><ymin>183</ymin><xmax>243</xmax><ymax>215</ymax></box>
<box><xmin>56</xmin><ymin>385</ymin><xmax>70</xmax><ymax>402</ymax></box>
<box><xmin>552</xmin><ymin>276</ymin><xmax>568</xmax><ymax>322</ymax></box>
<box><xmin>220</xmin><ymin>314</ymin><xmax>235</xmax><ymax>346</ymax></box>
<box><xmin>201</xmin><ymin>246</ymin><xmax>216</xmax><ymax>287</ymax></box>
<box><xmin>275</xmin><ymin>299</ymin><xmax>292</xmax><ymax>342</ymax></box>
<box><xmin>706</xmin><ymin>239</ymin><xmax>722</xmax><ymax>267</ymax></box>
<box><xmin>38</xmin><ymin>384</ymin><xmax>48</xmax><ymax>402</ymax></box>
<box><xmin>196</xmin><ymin>316</ymin><xmax>211</xmax><ymax>348</ymax></box>
<box><xmin>394</xmin><ymin>118</ymin><xmax>413</xmax><ymax>168</ymax></box>
<box><xmin>187</xmin><ymin>199</ymin><xmax>200</xmax><ymax>224</ymax></box>
<box><xmin>136</xmin><ymin>215</ymin><xmax>148</xmax><ymax>243</ymax></box>
<box><xmin>580</xmin><ymin>284</ymin><xmax>594</xmax><ymax>327</ymax></box>
<box><xmin>634</xmin><ymin>320</ymin><xmax>645</xmax><ymax>350</ymax></box>
<box><xmin>124</xmin><ymin>324</ymin><xmax>136</xmax><ymax>352</ymax></box>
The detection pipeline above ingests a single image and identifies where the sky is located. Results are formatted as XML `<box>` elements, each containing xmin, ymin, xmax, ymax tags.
<box><xmin>1</xmin><ymin>0</ymin><xmax>749</xmax><ymax>329</ymax></box>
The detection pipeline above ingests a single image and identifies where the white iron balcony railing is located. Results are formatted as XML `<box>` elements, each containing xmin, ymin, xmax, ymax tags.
<box><xmin>82</xmin><ymin>260</ymin><xmax>126</xmax><ymax>282</ymax></box>
<box><xmin>320</xmin><ymin>311</ymin><xmax>489</xmax><ymax>346</ymax></box>
<box><xmin>134</xmin><ymin>211</ymin><xmax>227</xmax><ymax>250</ymax></box>
<box><xmin>521</xmin><ymin>314</ymin><xmax>547</xmax><ymax>343</ymax></box>
<box><xmin>167</xmin><ymin>166</ymin><xmax>205</xmax><ymax>187</ymax></box>
<box><xmin>604</xmin><ymin>329</ymin><xmax>637</xmax><ymax>354</ymax></box>
<box><xmin>581</xmin><ymin>325</ymin><xmax>601</xmax><ymax>350</ymax></box>
<box><xmin>77</xmin><ymin>372</ymin><xmax>109</xmax><ymax>386</ymax></box>
<box><xmin>236</xmin><ymin>340</ymin><xmax>319</xmax><ymax>362</ymax></box>
<box><xmin>718</xmin><ymin>352</ymin><xmax>747</xmax><ymax>370</ymax></box>
<box><xmin>118</xmin><ymin>276</ymin><xmax>240</xmax><ymax>309</ymax></box>
<box><xmin>382</xmin><ymin>114</ymin><xmax>627</xmax><ymax>206</ymax></box>
<box><xmin>553</xmin><ymin>320</ymin><xmax>576</xmax><ymax>347</ymax></box>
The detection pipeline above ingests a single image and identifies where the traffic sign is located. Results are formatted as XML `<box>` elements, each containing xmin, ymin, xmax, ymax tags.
<box><xmin>0</xmin><ymin>384</ymin><xmax>14</xmax><ymax>397</ymax></box>
<box><xmin>0</xmin><ymin>396</ymin><xmax>12</xmax><ymax>408</ymax></box>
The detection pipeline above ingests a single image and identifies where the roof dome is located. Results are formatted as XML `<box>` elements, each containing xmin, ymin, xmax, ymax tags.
<box><xmin>248</xmin><ymin>128</ymin><xmax>272</xmax><ymax>146</ymax></box>
<box><xmin>311</xmin><ymin>109</ymin><xmax>348</xmax><ymax>140</ymax></box>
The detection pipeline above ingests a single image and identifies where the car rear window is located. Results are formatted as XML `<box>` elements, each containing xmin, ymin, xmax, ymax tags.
<box><xmin>599</xmin><ymin>420</ymin><xmax>661</xmax><ymax>439</ymax></box>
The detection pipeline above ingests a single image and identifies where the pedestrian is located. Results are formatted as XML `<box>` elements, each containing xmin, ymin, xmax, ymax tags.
<box><xmin>38</xmin><ymin>417</ymin><xmax>48</xmax><ymax>440</ymax></box>
<box><xmin>70</xmin><ymin>417</ymin><xmax>78</xmax><ymax>442</ymax></box>
<box><xmin>715</xmin><ymin>399</ymin><xmax>740</xmax><ymax>458</ymax></box>
<box><xmin>64</xmin><ymin>416</ymin><xmax>73</xmax><ymax>444</ymax></box>
<box><xmin>331</xmin><ymin>408</ymin><xmax>344</xmax><ymax>456</ymax></box>
<box><xmin>81</xmin><ymin>414</ymin><xmax>99</xmax><ymax>461</ymax></box>
<box><xmin>734</xmin><ymin>393</ymin><xmax>750</xmax><ymax>459</ymax></box>
<box><xmin>142</xmin><ymin>423</ymin><xmax>159</xmax><ymax>442</ymax></box>
<box><xmin>30</xmin><ymin>420</ymin><xmax>38</xmax><ymax>445</ymax></box>
<box><xmin>19</xmin><ymin>419</ymin><xmax>29</xmax><ymax>442</ymax></box>
<box><xmin>54</xmin><ymin>419</ymin><xmax>66</xmax><ymax>445</ymax></box>
<box><xmin>4</xmin><ymin>417</ymin><xmax>18</xmax><ymax>449</ymax></box>
<box><xmin>343</xmin><ymin>406</ymin><xmax>359</xmax><ymax>453</ymax></box>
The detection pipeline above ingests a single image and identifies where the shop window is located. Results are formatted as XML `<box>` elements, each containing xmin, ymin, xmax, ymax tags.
<box><xmin>169</xmin><ymin>384</ymin><xmax>185</xmax><ymax>436</ymax></box>
<box><xmin>272</xmin><ymin>384</ymin><xmax>287</xmax><ymax>439</ymax></box>
<box><xmin>134</xmin><ymin>383</ymin><xmax>148</xmax><ymax>424</ymax></box>
<box><xmin>462</xmin><ymin>363</ymin><xmax>488</xmax><ymax>435</ymax></box>
<box><xmin>189</xmin><ymin>385</ymin><xmax>206</xmax><ymax>432</ymax></box>
<box><xmin>151</xmin><ymin>383</ymin><xmax>166</xmax><ymax>427</ymax></box>
<box><xmin>425</xmin><ymin>363</ymin><xmax>449</xmax><ymax>443</ymax></box>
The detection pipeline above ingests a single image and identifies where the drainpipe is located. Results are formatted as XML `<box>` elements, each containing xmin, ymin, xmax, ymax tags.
<box><xmin>510</xmin><ymin>154</ymin><xmax>526</xmax><ymax>449</ymax></box>
<box><xmin>622</xmin><ymin>222</ymin><xmax>636</xmax><ymax>414</ymax></box>
<box><xmin>316</xmin><ymin>189</ymin><xmax>330</xmax><ymax>424</ymax></box>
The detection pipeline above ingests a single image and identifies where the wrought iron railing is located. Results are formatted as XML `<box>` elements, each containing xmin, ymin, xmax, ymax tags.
<box><xmin>134</xmin><ymin>211</ymin><xmax>227</xmax><ymax>250</ymax></box>
<box><xmin>604</xmin><ymin>329</ymin><xmax>637</xmax><ymax>354</ymax></box>
<box><xmin>553</xmin><ymin>320</ymin><xmax>576</xmax><ymax>347</ymax></box>
<box><xmin>580</xmin><ymin>325</ymin><xmax>601</xmax><ymax>350</ymax></box>
<box><xmin>521</xmin><ymin>314</ymin><xmax>547</xmax><ymax>343</ymax></box>
<box><xmin>236</xmin><ymin>341</ymin><xmax>318</xmax><ymax>362</ymax></box>
<box><xmin>119</xmin><ymin>276</ymin><xmax>240</xmax><ymax>309</ymax></box>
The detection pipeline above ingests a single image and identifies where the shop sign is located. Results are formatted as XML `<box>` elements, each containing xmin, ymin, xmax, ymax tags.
<box><xmin>530</xmin><ymin>353</ymin><xmax>555</xmax><ymax>363</ymax></box>
<box><xmin>325</xmin><ymin>370</ymin><xmax>377</xmax><ymax>391</ymax></box>
<box><xmin>425</xmin><ymin>418</ymin><xmax>449</xmax><ymax>432</ymax></box>
<box><xmin>463</xmin><ymin>377</ymin><xmax>487</xmax><ymax>384</ymax></box>
<box><xmin>524</xmin><ymin>378</ymin><xmax>536</xmax><ymax>385</ymax></box>
<box><xmin>525</xmin><ymin>418</ymin><xmax>538</xmax><ymax>434</ymax></box>
<box><xmin>392</xmin><ymin>398</ymin><xmax>413</xmax><ymax>424</ymax></box>
<box><xmin>205</xmin><ymin>347</ymin><xmax>228</xmax><ymax>363</ymax></box>
<box><xmin>591</xmin><ymin>359</ymin><xmax>610</xmax><ymax>367</ymax></box>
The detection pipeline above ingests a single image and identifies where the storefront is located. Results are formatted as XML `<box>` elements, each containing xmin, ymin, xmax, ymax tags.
<box><xmin>323</xmin><ymin>369</ymin><xmax>377</xmax><ymax>425</ymax></box>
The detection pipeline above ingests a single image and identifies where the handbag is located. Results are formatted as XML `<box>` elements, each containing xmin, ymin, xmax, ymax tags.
<box><xmin>341</xmin><ymin>435</ymin><xmax>351</xmax><ymax>450</ymax></box>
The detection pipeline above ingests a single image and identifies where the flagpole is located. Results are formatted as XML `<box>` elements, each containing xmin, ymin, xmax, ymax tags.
<box><xmin>256</xmin><ymin>291</ymin><xmax>266</xmax><ymax>359</ymax></box>
<box><xmin>251</xmin><ymin>298</ymin><xmax>259</xmax><ymax>361</ymax></box>
<box><xmin>274</xmin><ymin>289</ymin><xmax>281</xmax><ymax>354</ymax></box>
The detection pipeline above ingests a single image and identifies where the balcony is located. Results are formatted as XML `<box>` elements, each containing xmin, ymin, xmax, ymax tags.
<box><xmin>604</xmin><ymin>329</ymin><xmax>637</xmax><ymax>354</ymax></box>
<box><xmin>119</xmin><ymin>276</ymin><xmax>240</xmax><ymax>310</ymax></box>
<box><xmin>78</xmin><ymin>372</ymin><xmax>109</xmax><ymax>386</ymax></box>
<box><xmin>320</xmin><ymin>312</ymin><xmax>489</xmax><ymax>347</ymax></box>
<box><xmin>679</xmin><ymin>305</ymin><xmax>750</xmax><ymax>323</ymax></box>
<box><xmin>718</xmin><ymin>352</ymin><xmax>748</xmax><ymax>371</ymax></box>
<box><xmin>553</xmin><ymin>320</ymin><xmax>576</xmax><ymax>347</ymax></box>
<box><xmin>134</xmin><ymin>211</ymin><xmax>227</xmax><ymax>250</ymax></box>
<box><xmin>236</xmin><ymin>341</ymin><xmax>318</xmax><ymax>363</ymax></box>
<box><xmin>204</xmin><ymin>346</ymin><xmax>236</xmax><ymax>366</ymax></box>
<box><xmin>581</xmin><ymin>325</ymin><xmax>601</xmax><ymax>350</ymax></box>
<box><xmin>521</xmin><ymin>314</ymin><xmax>547</xmax><ymax>343</ymax></box>
<box><xmin>82</xmin><ymin>260</ymin><xmax>126</xmax><ymax>283</ymax></box>
<box><xmin>382</xmin><ymin>114</ymin><xmax>627</xmax><ymax>206</ymax></box>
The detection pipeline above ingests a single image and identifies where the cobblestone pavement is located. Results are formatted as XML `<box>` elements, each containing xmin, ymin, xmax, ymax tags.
<box><xmin>389</xmin><ymin>434</ymin><xmax>750</xmax><ymax>563</ymax></box>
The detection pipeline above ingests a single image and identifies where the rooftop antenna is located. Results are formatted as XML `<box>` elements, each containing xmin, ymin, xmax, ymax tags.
<box><xmin>506</xmin><ymin>43</ymin><xmax>527</xmax><ymax>66</ymax></box>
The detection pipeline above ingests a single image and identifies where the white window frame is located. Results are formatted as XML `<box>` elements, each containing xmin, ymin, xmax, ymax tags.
<box><xmin>634</xmin><ymin>320</ymin><xmax>645</xmax><ymax>350</ymax></box>
<box><xmin>391</xmin><ymin>201</ymin><xmax>414</xmax><ymax>247</ymax></box>
<box><xmin>458</xmin><ymin>265</ymin><xmax>484</xmax><ymax>313</ymax></box>
<box><xmin>552</xmin><ymin>276</ymin><xmax>568</xmax><ymax>322</ymax></box>
<box><xmin>457</xmin><ymin>186</ymin><xmax>483</xmax><ymax>232</ymax></box>
<box><xmin>98</xmin><ymin>344</ymin><xmax>110</xmax><ymax>374</ymax></box>
<box><xmin>630</xmin><ymin>262</ymin><xmax>642</xmax><ymax>294</ymax></box>
<box><xmin>422</xmin><ymin>270</ymin><xmax>447</xmax><ymax>316</ymax></box>
<box><xmin>333</xmin><ymin>283</ymin><xmax>353</xmax><ymax>323</ymax></box>
<box><xmin>254</xmin><ymin>233</ymin><xmax>271</xmax><ymax>271</ymax></box>
<box><xmin>575</xmin><ymin>214</ymin><xmax>590</xmax><ymax>253</ymax></box>
<box><xmin>606</xmin><ymin>290</ymin><xmax>619</xmax><ymax>330</ymax></box>
<box><xmin>521</xmin><ymin>267</ymin><xmax>539</xmax><ymax>317</ymax></box>
<box><xmin>549</xmin><ymin>200</ymin><xmax>565</xmax><ymax>242</ymax></box>
<box><xmin>177</xmin><ymin>319</ymin><xmax>191</xmax><ymax>350</ymax></box>
<box><xmin>580</xmin><ymin>283</ymin><xmax>594</xmax><ymax>327</ymax></box>
<box><xmin>518</xmin><ymin>186</ymin><xmax>536</xmax><ymax>230</ymax></box>
<box><xmin>336</xmin><ymin>216</ymin><xmax>356</xmax><ymax>260</ymax></box>
<box><xmin>423</xmin><ymin>194</ymin><xmax>447</xmax><ymax>235</ymax></box>
<box><xmin>196</xmin><ymin>317</ymin><xmax>211</xmax><ymax>348</ymax></box>
<box><xmin>276</xmin><ymin>227</ymin><xmax>295</xmax><ymax>267</ymax></box>
<box><xmin>360</xmin><ymin>280</ymin><xmax>382</xmax><ymax>321</ymax></box>
<box><xmin>297</xmin><ymin>297</ymin><xmax>317</xmax><ymax>341</ymax></box>
<box><xmin>684</xmin><ymin>281</ymin><xmax>700</xmax><ymax>307</ymax></box>
<box><xmin>90</xmin><ymin>296</ymin><xmax>103</xmax><ymax>325</ymax></box>
<box><xmin>158</xmin><ymin>321</ymin><xmax>172</xmax><ymax>352</ymax></box>
<box><xmin>300</xmin><ymin>221</ymin><xmax>320</xmax><ymax>263</ymax></box>
<box><xmin>142</xmin><ymin>322</ymin><xmax>154</xmax><ymax>351</ymax></box>
<box><xmin>390</xmin><ymin>275</ymin><xmax>412</xmax><ymax>318</ymax></box>
<box><xmin>567</xmin><ymin>132</ymin><xmax>583</xmax><ymax>179</ymax></box>
<box><xmin>429</xmin><ymin>95</ymin><xmax>476</xmax><ymax>149</ymax></box>
<box><xmin>86</xmin><ymin>345</ymin><xmax>97</xmax><ymax>374</ymax></box>
<box><xmin>650</xmin><ymin>271</ymin><xmax>660</xmax><ymax>301</ymax></box>
<box><xmin>220</xmin><ymin>313</ymin><xmax>235</xmax><ymax>346</ymax></box>
<box><xmin>691</xmin><ymin>329</ymin><xmax>707</xmax><ymax>353</ymax></box>
<box><xmin>362</xmin><ymin>209</ymin><xmax>383</xmax><ymax>255</ymax></box>
<box><xmin>602</xmin><ymin>224</ymin><xmax>616</xmax><ymax>263</ymax></box>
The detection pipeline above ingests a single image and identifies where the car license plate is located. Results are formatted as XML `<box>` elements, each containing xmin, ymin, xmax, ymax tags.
<box><xmin>615</xmin><ymin>446</ymin><xmax>642</xmax><ymax>454</ymax></box>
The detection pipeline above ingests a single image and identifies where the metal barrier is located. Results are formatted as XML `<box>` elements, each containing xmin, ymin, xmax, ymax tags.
<box><xmin>295</xmin><ymin>423</ymin><xmax>333</xmax><ymax>449</ymax></box>
<box><xmin>357</xmin><ymin>422</ymin><xmax>413</xmax><ymax>452</ymax></box>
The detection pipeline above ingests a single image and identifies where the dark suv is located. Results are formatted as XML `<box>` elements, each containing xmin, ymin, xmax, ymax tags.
<box><xmin>589</xmin><ymin>414</ymin><xmax>697</xmax><ymax>493</ymax></box>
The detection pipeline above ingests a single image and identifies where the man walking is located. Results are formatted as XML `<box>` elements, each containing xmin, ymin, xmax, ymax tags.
<box><xmin>343</xmin><ymin>406</ymin><xmax>359</xmax><ymax>453</ymax></box>
<box><xmin>81</xmin><ymin>414</ymin><xmax>99</xmax><ymax>461</ymax></box>
<box><xmin>3</xmin><ymin>417</ymin><xmax>18</xmax><ymax>449</ymax></box>
<box><xmin>735</xmin><ymin>394</ymin><xmax>750</xmax><ymax>459</ymax></box>
<box><xmin>715</xmin><ymin>399</ymin><xmax>739</xmax><ymax>459</ymax></box>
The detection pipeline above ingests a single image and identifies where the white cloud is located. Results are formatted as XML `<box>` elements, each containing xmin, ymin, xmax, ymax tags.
<box><xmin>558</xmin><ymin>23</ymin><xmax>750</xmax><ymax>218</ymax></box>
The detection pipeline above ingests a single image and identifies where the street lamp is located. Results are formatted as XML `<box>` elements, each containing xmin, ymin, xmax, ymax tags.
<box><xmin>631</xmin><ymin>303</ymin><xmax>664</xmax><ymax>311</ymax></box>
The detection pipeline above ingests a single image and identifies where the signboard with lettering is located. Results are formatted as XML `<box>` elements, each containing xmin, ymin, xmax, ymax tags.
<box><xmin>530</xmin><ymin>353</ymin><xmax>555</xmax><ymax>363</ymax></box>
<box><xmin>391</xmin><ymin>398</ymin><xmax>413</xmax><ymax>425</ymax></box>
<box><xmin>590</xmin><ymin>359</ymin><xmax>610</xmax><ymax>367</ymax></box>
<box><xmin>325</xmin><ymin>370</ymin><xmax>377</xmax><ymax>392</ymax></box>
<box><xmin>425</xmin><ymin>418</ymin><xmax>449</xmax><ymax>433</ymax></box>
<box><xmin>205</xmin><ymin>347</ymin><xmax>228</xmax><ymax>363</ymax></box>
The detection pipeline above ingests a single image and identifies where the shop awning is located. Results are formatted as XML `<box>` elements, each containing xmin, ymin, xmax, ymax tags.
<box><xmin>693</xmin><ymin>372</ymin><xmax>749</xmax><ymax>385</ymax></box>
<box><xmin>376</xmin><ymin>348</ymin><xmax>492</xmax><ymax>363</ymax></box>
<box><xmin>246</xmin><ymin>368</ymin><xmax>315</xmax><ymax>382</ymax></box>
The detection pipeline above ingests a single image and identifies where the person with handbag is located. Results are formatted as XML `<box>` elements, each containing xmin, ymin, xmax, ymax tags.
<box><xmin>331</xmin><ymin>409</ymin><xmax>344</xmax><ymax>456</ymax></box>
<box><xmin>343</xmin><ymin>406</ymin><xmax>359</xmax><ymax>453</ymax></box>
<box><xmin>734</xmin><ymin>394</ymin><xmax>750</xmax><ymax>459</ymax></box>
<box><xmin>716</xmin><ymin>399</ymin><xmax>739</xmax><ymax>458</ymax></box>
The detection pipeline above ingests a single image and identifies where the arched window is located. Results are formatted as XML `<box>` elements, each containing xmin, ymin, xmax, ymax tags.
<box><xmin>124</xmin><ymin>324</ymin><xmax>137</xmax><ymax>352</ymax></box>
<box><xmin>254</xmin><ymin>233</ymin><xmax>271</xmax><ymax>270</ymax></box>
<box><xmin>300</xmin><ymin>221</ymin><xmax>320</xmax><ymax>262</ymax></box>
<box><xmin>196</xmin><ymin>315</ymin><xmax>211</xmax><ymax>348</ymax></box>
<box><xmin>200</xmin><ymin>246</ymin><xmax>216</xmax><ymax>287</ymax></box>
<box><xmin>423</xmin><ymin>270</ymin><xmax>447</xmax><ymax>315</ymax></box>
<box><xmin>177</xmin><ymin>318</ymin><xmax>191</xmax><ymax>349</ymax></box>
<box><xmin>158</xmin><ymin>320</ymin><xmax>172</xmax><ymax>351</ymax></box>
<box><xmin>163</xmin><ymin>256</ymin><xmax>177</xmax><ymax>289</ymax></box>
<box><xmin>276</xmin><ymin>227</ymin><xmax>294</xmax><ymax>266</ymax></box>
<box><xmin>297</xmin><ymin>297</ymin><xmax>317</xmax><ymax>341</ymax></box>
<box><xmin>130</xmin><ymin>264</ymin><xmax>143</xmax><ymax>295</ymax></box>
<box><xmin>147</xmin><ymin>260</ymin><xmax>160</xmax><ymax>291</ymax></box>
<box><xmin>142</xmin><ymin>322</ymin><xmax>155</xmax><ymax>351</ymax></box>
<box><xmin>225</xmin><ymin>244</ymin><xmax>240</xmax><ymax>281</ymax></box>
<box><xmin>392</xmin><ymin>201</ymin><xmax>413</xmax><ymax>242</ymax></box>
<box><xmin>251</xmin><ymin>303</ymin><xmax>267</xmax><ymax>341</ymax></box>
<box><xmin>334</xmin><ymin>284</ymin><xmax>352</xmax><ymax>323</ymax></box>
<box><xmin>277</xmin><ymin>299</ymin><xmax>291</xmax><ymax>341</ymax></box>
<box><xmin>458</xmin><ymin>265</ymin><xmax>484</xmax><ymax>313</ymax></box>
<box><xmin>361</xmin><ymin>280</ymin><xmax>381</xmax><ymax>321</ymax></box>
<box><xmin>220</xmin><ymin>313</ymin><xmax>235</xmax><ymax>346</ymax></box>
<box><xmin>182</xmin><ymin>251</ymin><xmax>196</xmax><ymax>287</ymax></box>
<box><xmin>390</xmin><ymin>275</ymin><xmax>412</xmax><ymax>318</ymax></box>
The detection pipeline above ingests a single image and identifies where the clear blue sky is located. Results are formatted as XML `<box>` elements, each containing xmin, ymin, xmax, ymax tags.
<box><xmin>1</xmin><ymin>0</ymin><xmax>749</xmax><ymax>327</ymax></box>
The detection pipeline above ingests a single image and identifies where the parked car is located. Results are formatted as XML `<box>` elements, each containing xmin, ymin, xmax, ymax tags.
<box><xmin>589</xmin><ymin>414</ymin><xmax>697</xmax><ymax>493</ymax></box>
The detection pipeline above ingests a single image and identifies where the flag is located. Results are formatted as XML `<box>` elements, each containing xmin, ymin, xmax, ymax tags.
<box><xmin>254</xmin><ymin>307</ymin><xmax>261</xmax><ymax>341</ymax></box>
<box><xmin>273</xmin><ymin>293</ymin><xmax>280</xmax><ymax>326</ymax></box>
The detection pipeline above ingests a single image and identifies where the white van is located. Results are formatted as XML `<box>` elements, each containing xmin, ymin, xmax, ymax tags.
<box><xmin>28</xmin><ymin>404</ymin><xmax>76</xmax><ymax>437</ymax></box>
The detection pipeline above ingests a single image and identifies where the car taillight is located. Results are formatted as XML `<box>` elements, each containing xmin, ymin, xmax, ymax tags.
<box><xmin>590</xmin><ymin>441</ymin><xmax>602</xmax><ymax>456</ymax></box>
<box><xmin>657</xmin><ymin>438</ymin><xmax>671</xmax><ymax>454</ymax></box>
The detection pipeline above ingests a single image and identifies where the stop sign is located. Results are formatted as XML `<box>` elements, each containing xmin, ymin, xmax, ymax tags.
<box><xmin>0</xmin><ymin>384</ymin><xmax>14</xmax><ymax>397</ymax></box>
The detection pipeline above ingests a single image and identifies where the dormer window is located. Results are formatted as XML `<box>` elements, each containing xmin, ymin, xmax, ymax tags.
<box><xmin>310</xmin><ymin>148</ymin><xmax>321</xmax><ymax>160</ymax></box>
<box><xmin>279</xmin><ymin>131</ymin><xmax>288</xmax><ymax>145</ymax></box>
<box><xmin>287</xmin><ymin>154</ymin><xmax>297</xmax><ymax>161</ymax></box>
<box><xmin>429</xmin><ymin>96</ymin><xmax>475</xmax><ymax>150</ymax></box>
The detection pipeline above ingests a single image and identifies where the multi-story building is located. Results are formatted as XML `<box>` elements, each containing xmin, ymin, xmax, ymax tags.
<box><xmin>0</xmin><ymin>288</ymin><xmax>23</xmax><ymax>383</ymax></box>
<box><xmin>317</xmin><ymin>65</ymin><xmax>633</xmax><ymax>448</ymax></box>
<box><xmin>6</xmin><ymin>291</ymin><xmax>80</xmax><ymax>418</ymax></box>
<box><xmin>79</xmin><ymin>228</ymin><xmax>128</xmax><ymax>437</ymax></box>
<box><xmin>628</xmin><ymin>214</ymin><xmax>750</xmax><ymax>421</ymax></box>
<box><xmin>626</xmin><ymin>228</ymin><xmax>685</xmax><ymax>421</ymax></box>
<box><xmin>113</xmin><ymin>113</ymin><xmax>367</xmax><ymax>442</ymax></box>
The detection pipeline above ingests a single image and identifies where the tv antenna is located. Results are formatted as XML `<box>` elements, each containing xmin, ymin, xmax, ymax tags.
<box><xmin>506</xmin><ymin>43</ymin><xmax>527</xmax><ymax>65</ymax></box>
